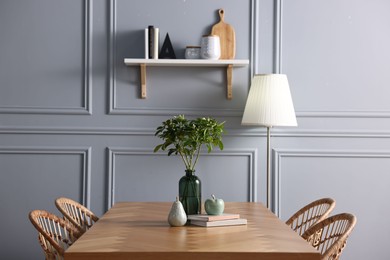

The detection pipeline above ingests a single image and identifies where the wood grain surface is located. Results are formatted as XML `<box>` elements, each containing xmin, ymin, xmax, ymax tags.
<box><xmin>65</xmin><ymin>202</ymin><xmax>320</xmax><ymax>260</ymax></box>
<box><xmin>211</xmin><ymin>9</ymin><xmax>236</xmax><ymax>60</ymax></box>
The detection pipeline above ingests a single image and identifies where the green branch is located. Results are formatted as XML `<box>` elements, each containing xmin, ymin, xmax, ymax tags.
<box><xmin>153</xmin><ymin>115</ymin><xmax>225</xmax><ymax>172</ymax></box>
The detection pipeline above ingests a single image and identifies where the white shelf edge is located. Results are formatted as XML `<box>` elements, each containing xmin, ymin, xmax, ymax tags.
<box><xmin>124</xmin><ymin>58</ymin><xmax>249</xmax><ymax>67</ymax></box>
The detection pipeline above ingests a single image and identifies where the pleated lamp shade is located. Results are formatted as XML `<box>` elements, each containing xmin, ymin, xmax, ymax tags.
<box><xmin>242</xmin><ymin>74</ymin><xmax>297</xmax><ymax>127</ymax></box>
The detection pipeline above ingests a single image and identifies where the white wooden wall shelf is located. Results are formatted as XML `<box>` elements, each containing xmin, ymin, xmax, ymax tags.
<box><xmin>123</xmin><ymin>58</ymin><xmax>249</xmax><ymax>100</ymax></box>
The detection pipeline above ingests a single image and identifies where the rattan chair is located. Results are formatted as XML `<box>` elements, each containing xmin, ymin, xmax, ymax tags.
<box><xmin>286</xmin><ymin>198</ymin><xmax>336</xmax><ymax>236</ymax></box>
<box><xmin>29</xmin><ymin>210</ymin><xmax>81</xmax><ymax>260</ymax></box>
<box><xmin>55</xmin><ymin>197</ymin><xmax>99</xmax><ymax>234</ymax></box>
<box><xmin>302</xmin><ymin>213</ymin><xmax>357</xmax><ymax>260</ymax></box>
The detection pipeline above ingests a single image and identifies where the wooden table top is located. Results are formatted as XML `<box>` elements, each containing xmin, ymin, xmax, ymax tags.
<box><xmin>65</xmin><ymin>202</ymin><xmax>321</xmax><ymax>260</ymax></box>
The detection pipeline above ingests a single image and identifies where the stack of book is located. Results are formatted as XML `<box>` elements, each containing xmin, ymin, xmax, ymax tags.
<box><xmin>188</xmin><ymin>213</ymin><xmax>247</xmax><ymax>227</ymax></box>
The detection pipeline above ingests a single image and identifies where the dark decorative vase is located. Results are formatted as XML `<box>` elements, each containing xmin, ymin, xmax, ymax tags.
<box><xmin>179</xmin><ymin>170</ymin><xmax>201</xmax><ymax>215</ymax></box>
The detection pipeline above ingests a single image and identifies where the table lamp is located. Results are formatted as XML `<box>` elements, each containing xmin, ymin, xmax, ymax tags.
<box><xmin>241</xmin><ymin>74</ymin><xmax>297</xmax><ymax>209</ymax></box>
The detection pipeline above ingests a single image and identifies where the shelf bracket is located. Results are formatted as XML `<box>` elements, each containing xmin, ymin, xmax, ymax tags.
<box><xmin>226</xmin><ymin>64</ymin><xmax>233</xmax><ymax>100</ymax></box>
<box><xmin>140</xmin><ymin>64</ymin><xmax>147</xmax><ymax>99</ymax></box>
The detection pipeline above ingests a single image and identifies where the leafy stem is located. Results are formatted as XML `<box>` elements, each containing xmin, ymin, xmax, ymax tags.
<box><xmin>153</xmin><ymin>115</ymin><xmax>225</xmax><ymax>171</ymax></box>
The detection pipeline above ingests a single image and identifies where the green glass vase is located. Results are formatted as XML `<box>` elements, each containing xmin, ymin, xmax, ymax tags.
<box><xmin>179</xmin><ymin>170</ymin><xmax>201</xmax><ymax>215</ymax></box>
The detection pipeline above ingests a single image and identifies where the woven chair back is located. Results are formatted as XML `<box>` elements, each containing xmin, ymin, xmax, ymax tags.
<box><xmin>29</xmin><ymin>210</ymin><xmax>81</xmax><ymax>260</ymax></box>
<box><xmin>55</xmin><ymin>197</ymin><xmax>99</xmax><ymax>234</ymax></box>
<box><xmin>302</xmin><ymin>213</ymin><xmax>357</xmax><ymax>260</ymax></box>
<box><xmin>286</xmin><ymin>198</ymin><xmax>336</xmax><ymax>236</ymax></box>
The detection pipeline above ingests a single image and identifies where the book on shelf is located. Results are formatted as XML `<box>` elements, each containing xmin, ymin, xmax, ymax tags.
<box><xmin>148</xmin><ymin>25</ymin><xmax>154</xmax><ymax>59</ymax></box>
<box><xmin>145</xmin><ymin>25</ymin><xmax>159</xmax><ymax>59</ymax></box>
<box><xmin>187</xmin><ymin>213</ymin><xmax>240</xmax><ymax>222</ymax></box>
<box><xmin>190</xmin><ymin>218</ymin><xmax>247</xmax><ymax>227</ymax></box>
<box><xmin>144</xmin><ymin>28</ymin><xmax>149</xmax><ymax>59</ymax></box>
<box><xmin>144</xmin><ymin>25</ymin><xmax>160</xmax><ymax>59</ymax></box>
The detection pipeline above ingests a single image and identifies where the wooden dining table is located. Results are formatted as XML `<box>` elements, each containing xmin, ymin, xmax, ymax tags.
<box><xmin>65</xmin><ymin>202</ymin><xmax>321</xmax><ymax>260</ymax></box>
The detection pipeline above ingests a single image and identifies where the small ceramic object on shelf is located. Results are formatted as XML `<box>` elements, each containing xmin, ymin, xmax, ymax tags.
<box><xmin>185</xmin><ymin>46</ymin><xmax>201</xmax><ymax>59</ymax></box>
<box><xmin>204</xmin><ymin>194</ymin><xmax>225</xmax><ymax>215</ymax></box>
<box><xmin>200</xmin><ymin>35</ymin><xmax>221</xmax><ymax>60</ymax></box>
<box><xmin>168</xmin><ymin>196</ymin><xmax>187</xmax><ymax>227</ymax></box>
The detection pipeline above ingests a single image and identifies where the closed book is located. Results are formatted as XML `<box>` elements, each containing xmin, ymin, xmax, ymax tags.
<box><xmin>191</xmin><ymin>218</ymin><xmax>247</xmax><ymax>227</ymax></box>
<box><xmin>148</xmin><ymin>25</ymin><xmax>154</xmax><ymax>59</ymax></box>
<box><xmin>187</xmin><ymin>213</ymin><xmax>240</xmax><ymax>222</ymax></box>
<box><xmin>144</xmin><ymin>28</ymin><xmax>149</xmax><ymax>59</ymax></box>
<box><xmin>153</xmin><ymin>27</ymin><xmax>159</xmax><ymax>59</ymax></box>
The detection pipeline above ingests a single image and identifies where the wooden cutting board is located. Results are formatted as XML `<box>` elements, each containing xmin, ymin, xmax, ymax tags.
<box><xmin>211</xmin><ymin>9</ymin><xmax>236</xmax><ymax>59</ymax></box>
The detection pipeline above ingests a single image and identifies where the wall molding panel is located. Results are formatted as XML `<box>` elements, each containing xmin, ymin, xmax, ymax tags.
<box><xmin>274</xmin><ymin>0</ymin><xmax>283</xmax><ymax>73</ymax></box>
<box><xmin>107</xmin><ymin>147</ymin><xmax>257</xmax><ymax>209</ymax></box>
<box><xmin>278</xmin><ymin>1</ymin><xmax>390</xmax><ymax>119</ymax></box>
<box><xmin>250</xmin><ymin>0</ymin><xmax>259</xmax><ymax>76</ymax></box>
<box><xmin>0</xmin><ymin>0</ymin><xmax>92</xmax><ymax>115</ymax></box>
<box><xmin>297</xmin><ymin>110</ymin><xmax>390</xmax><ymax>118</ymax></box>
<box><xmin>271</xmin><ymin>148</ymin><xmax>390</xmax><ymax>216</ymax></box>
<box><xmin>108</xmin><ymin>0</ymin><xmax>253</xmax><ymax>117</ymax></box>
<box><xmin>4</xmin><ymin>126</ymin><xmax>390</xmax><ymax>139</ymax></box>
<box><xmin>0</xmin><ymin>146</ymin><xmax>92</xmax><ymax>207</ymax></box>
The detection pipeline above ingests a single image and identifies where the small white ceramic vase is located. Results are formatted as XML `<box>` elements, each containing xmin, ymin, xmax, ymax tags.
<box><xmin>200</xmin><ymin>35</ymin><xmax>221</xmax><ymax>60</ymax></box>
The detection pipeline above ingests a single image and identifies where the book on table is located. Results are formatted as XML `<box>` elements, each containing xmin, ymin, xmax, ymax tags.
<box><xmin>190</xmin><ymin>218</ymin><xmax>247</xmax><ymax>227</ymax></box>
<box><xmin>187</xmin><ymin>213</ymin><xmax>240</xmax><ymax>222</ymax></box>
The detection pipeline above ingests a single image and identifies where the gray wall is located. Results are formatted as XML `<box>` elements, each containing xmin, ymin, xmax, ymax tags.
<box><xmin>0</xmin><ymin>0</ymin><xmax>389</xmax><ymax>259</ymax></box>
